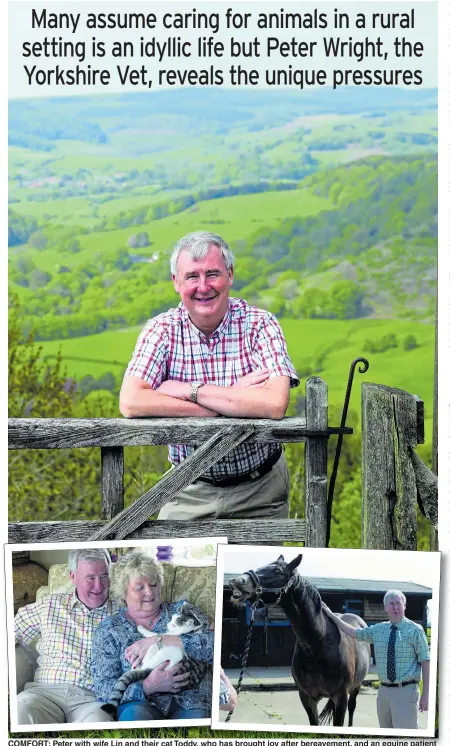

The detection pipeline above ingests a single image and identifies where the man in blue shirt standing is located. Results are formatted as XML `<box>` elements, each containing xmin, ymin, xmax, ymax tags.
<box><xmin>322</xmin><ymin>589</ymin><xmax>430</xmax><ymax>729</ymax></box>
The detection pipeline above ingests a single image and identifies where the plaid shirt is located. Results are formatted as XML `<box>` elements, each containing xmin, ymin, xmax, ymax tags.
<box><xmin>125</xmin><ymin>297</ymin><xmax>299</xmax><ymax>478</ymax></box>
<box><xmin>355</xmin><ymin>617</ymin><xmax>430</xmax><ymax>684</ymax></box>
<box><xmin>15</xmin><ymin>591</ymin><xmax>120</xmax><ymax>690</ymax></box>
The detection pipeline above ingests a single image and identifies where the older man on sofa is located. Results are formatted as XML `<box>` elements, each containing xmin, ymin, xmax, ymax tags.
<box><xmin>14</xmin><ymin>548</ymin><xmax>119</xmax><ymax>725</ymax></box>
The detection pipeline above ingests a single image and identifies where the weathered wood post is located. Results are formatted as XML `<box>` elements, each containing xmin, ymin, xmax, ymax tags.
<box><xmin>305</xmin><ymin>377</ymin><xmax>328</xmax><ymax>547</ymax></box>
<box><xmin>101</xmin><ymin>446</ymin><xmax>124</xmax><ymax>519</ymax></box>
<box><xmin>361</xmin><ymin>383</ymin><xmax>424</xmax><ymax>550</ymax></box>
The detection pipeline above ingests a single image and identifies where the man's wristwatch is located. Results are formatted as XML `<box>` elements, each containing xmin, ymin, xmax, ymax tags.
<box><xmin>190</xmin><ymin>381</ymin><xmax>205</xmax><ymax>403</ymax></box>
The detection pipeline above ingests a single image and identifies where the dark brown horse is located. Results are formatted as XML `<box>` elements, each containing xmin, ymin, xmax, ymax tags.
<box><xmin>229</xmin><ymin>554</ymin><xmax>370</xmax><ymax>727</ymax></box>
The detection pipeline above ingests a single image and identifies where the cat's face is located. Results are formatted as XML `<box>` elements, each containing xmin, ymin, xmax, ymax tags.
<box><xmin>167</xmin><ymin>603</ymin><xmax>202</xmax><ymax>634</ymax></box>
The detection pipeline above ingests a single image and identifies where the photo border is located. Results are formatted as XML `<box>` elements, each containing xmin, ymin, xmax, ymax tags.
<box><xmin>6</xmin><ymin>535</ymin><xmax>227</xmax><ymax>733</ymax></box>
<box><xmin>212</xmin><ymin>544</ymin><xmax>440</xmax><ymax>737</ymax></box>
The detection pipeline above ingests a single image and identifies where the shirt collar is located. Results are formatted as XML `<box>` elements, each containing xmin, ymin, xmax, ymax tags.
<box><xmin>70</xmin><ymin>589</ymin><xmax>110</xmax><ymax>613</ymax></box>
<box><xmin>181</xmin><ymin>301</ymin><xmax>231</xmax><ymax>342</ymax></box>
<box><xmin>390</xmin><ymin>618</ymin><xmax>407</xmax><ymax>629</ymax></box>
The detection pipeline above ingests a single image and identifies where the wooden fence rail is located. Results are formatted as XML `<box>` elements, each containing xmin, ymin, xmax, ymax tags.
<box><xmin>9</xmin><ymin>378</ymin><xmax>348</xmax><ymax>546</ymax></box>
<box><xmin>9</xmin><ymin>379</ymin><xmax>437</xmax><ymax>549</ymax></box>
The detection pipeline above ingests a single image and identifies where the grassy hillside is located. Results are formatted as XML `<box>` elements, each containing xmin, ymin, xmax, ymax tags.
<box><xmin>9</xmin><ymin>89</ymin><xmax>437</xmax><ymax>424</ymax></box>
<box><xmin>9</xmin><ymin>89</ymin><xmax>437</xmax><ymax>556</ymax></box>
<box><xmin>9</xmin><ymin>153</ymin><xmax>437</xmax><ymax>346</ymax></box>
<box><xmin>15</xmin><ymin>187</ymin><xmax>331</xmax><ymax>273</ymax></box>
<box><xmin>40</xmin><ymin>317</ymin><xmax>435</xmax><ymax>430</ymax></box>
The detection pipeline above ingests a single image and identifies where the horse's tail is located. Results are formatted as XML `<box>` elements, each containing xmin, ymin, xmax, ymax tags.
<box><xmin>318</xmin><ymin>699</ymin><xmax>335</xmax><ymax>725</ymax></box>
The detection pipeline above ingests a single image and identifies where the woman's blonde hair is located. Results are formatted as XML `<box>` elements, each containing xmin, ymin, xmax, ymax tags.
<box><xmin>110</xmin><ymin>550</ymin><xmax>164</xmax><ymax>603</ymax></box>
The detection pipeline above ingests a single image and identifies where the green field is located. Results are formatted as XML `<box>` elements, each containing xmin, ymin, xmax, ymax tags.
<box><xmin>13</xmin><ymin>187</ymin><xmax>332</xmax><ymax>273</ymax></box>
<box><xmin>10</xmin><ymin>188</ymin><xmax>186</xmax><ymax>224</ymax></box>
<box><xmin>40</xmin><ymin>317</ymin><xmax>435</xmax><ymax>432</ymax></box>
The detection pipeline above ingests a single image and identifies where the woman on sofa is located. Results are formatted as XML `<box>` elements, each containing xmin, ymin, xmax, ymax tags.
<box><xmin>92</xmin><ymin>550</ymin><xmax>225</xmax><ymax>721</ymax></box>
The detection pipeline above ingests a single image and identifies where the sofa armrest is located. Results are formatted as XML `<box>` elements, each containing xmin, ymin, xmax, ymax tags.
<box><xmin>15</xmin><ymin>644</ymin><xmax>38</xmax><ymax>693</ymax></box>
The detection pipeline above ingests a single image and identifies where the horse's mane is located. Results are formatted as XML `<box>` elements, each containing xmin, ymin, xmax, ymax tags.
<box><xmin>292</xmin><ymin>572</ymin><xmax>322</xmax><ymax>613</ymax></box>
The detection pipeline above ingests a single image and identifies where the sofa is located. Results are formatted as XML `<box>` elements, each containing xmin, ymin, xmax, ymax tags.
<box><xmin>15</xmin><ymin>560</ymin><xmax>217</xmax><ymax>693</ymax></box>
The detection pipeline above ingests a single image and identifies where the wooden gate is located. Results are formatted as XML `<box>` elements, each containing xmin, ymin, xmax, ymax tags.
<box><xmin>8</xmin><ymin>380</ymin><xmax>436</xmax><ymax>548</ymax></box>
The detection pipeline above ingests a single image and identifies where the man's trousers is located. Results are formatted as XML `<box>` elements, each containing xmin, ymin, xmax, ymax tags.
<box><xmin>377</xmin><ymin>683</ymin><xmax>420</xmax><ymax>729</ymax></box>
<box><xmin>16</xmin><ymin>682</ymin><xmax>114</xmax><ymax>725</ymax></box>
<box><xmin>158</xmin><ymin>452</ymin><xmax>290</xmax><ymax>520</ymax></box>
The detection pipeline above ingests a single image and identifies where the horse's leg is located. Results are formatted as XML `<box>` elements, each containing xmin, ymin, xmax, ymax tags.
<box><xmin>347</xmin><ymin>686</ymin><xmax>360</xmax><ymax>727</ymax></box>
<box><xmin>298</xmin><ymin>691</ymin><xmax>319</xmax><ymax>726</ymax></box>
<box><xmin>333</xmin><ymin>692</ymin><xmax>348</xmax><ymax>727</ymax></box>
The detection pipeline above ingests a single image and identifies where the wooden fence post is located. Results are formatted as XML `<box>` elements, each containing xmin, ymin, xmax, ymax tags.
<box><xmin>361</xmin><ymin>383</ymin><xmax>424</xmax><ymax>550</ymax></box>
<box><xmin>305</xmin><ymin>377</ymin><xmax>328</xmax><ymax>547</ymax></box>
<box><xmin>101</xmin><ymin>446</ymin><xmax>124</xmax><ymax>519</ymax></box>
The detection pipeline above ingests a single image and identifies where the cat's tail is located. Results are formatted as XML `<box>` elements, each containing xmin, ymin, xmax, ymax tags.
<box><xmin>101</xmin><ymin>668</ymin><xmax>152</xmax><ymax>720</ymax></box>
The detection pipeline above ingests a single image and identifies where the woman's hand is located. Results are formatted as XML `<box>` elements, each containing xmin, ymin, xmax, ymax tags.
<box><xmin>233</xmin><ymin>369</ymin><xmax>270</xmax><ymax>388</ymax></box>
<box><xmin>125</xmin><ymin>637</ymin><xmax>156</xmax><ymax>669</ymax></box>
<box><xmin>143</xmin><ymin>661</ymin><xmax>191</xmax><ymax>695</ymax></box>
<box><xmin>125</xmin><ymin>635</ymin><xmax>183</xmax><ymax>669</ymax></box>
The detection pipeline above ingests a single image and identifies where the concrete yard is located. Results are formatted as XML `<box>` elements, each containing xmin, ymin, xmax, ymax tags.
<box><xmin>220</xmin><ymin>667</ymin><xmax>428</xmax><ymax>730</ymax></box>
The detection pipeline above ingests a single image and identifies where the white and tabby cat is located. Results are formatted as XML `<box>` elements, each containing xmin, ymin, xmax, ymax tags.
<box><xmin>101</xmin><ymin>602</ymin><xmax>208</xmax><ymax>718</ymax></box>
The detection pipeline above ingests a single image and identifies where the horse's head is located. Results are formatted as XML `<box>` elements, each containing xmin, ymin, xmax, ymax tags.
<box><xmin>229</xmin><ymin>554</ymin><xmax>303</xmax><ymax>605</ymax></box>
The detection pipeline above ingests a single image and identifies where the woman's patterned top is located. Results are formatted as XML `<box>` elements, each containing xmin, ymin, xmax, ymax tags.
<box><xmin>92</xmin><ymin>600</ymin><xmax>228</xmax><ymax>715</ymax></box>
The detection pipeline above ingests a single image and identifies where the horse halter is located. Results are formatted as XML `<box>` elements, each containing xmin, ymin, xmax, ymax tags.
<box><xmin>244</xmin><ymin>568</ymin><xmax>296</xmax><ymax>607</ymax></box>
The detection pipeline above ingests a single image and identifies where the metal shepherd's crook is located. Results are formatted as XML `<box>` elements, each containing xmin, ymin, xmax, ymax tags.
<box><xmin>326</xmin><ymin>357</ymin><xmax>369</xmax><ymax>547</ymax></box>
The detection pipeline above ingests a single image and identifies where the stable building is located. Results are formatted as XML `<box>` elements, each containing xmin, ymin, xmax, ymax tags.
<box><xmin>221</xmin><ymin>575</ymin><xmax>432</xmax><ymax>668</ymax></box>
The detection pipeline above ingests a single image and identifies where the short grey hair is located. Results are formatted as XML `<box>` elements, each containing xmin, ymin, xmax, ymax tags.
<box><xmin>384</xmin><ymin>589</ymin><xmax>406</xmax><ymax>607</ymax></box>
<box><xmin>110</xmin><ymin>550</ymin><xmax>164</xmax><ymax>603</ymax></box>
<box><xmin>170</xmin><ymin>231</ymin><xmax>235</xmax><ymax>277</ymax></box>
<box><xmin>68</xmin><ymin>548</ymin><xmax>111</xmax><ymax>573</ymax></box>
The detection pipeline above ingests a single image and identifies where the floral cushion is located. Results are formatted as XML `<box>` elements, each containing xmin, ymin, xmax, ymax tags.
<box><xmin>170</xmin><ymin>565</ymin><xmax>216</xmax><ymax>621</ymax></box>
<box><xmin>36</xmin><ymin>562</ymin><xmax>210</xmax><ymax>615</ymax></box>
<box><xmin>37</xmin><ymin>563</ymin><xmax>73</xmax><ymax>599</ymax></box>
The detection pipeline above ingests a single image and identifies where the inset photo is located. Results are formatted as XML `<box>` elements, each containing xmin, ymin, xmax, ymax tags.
<box><xmin>6</xmin><ymin>537</ymin><xmax>227</xmax><ymax>733</ymax></box>
<box><xmin>212</xmin><ymin>545</ymin><xmax>439</xmax><ymax>737</ymax></box>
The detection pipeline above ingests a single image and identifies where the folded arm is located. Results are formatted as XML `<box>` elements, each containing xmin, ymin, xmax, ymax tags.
<box><xmin>158</xmin><ymin>373</ymin><xmax>290</xmax><ymax>420</ymax></box>
<box><xmin>198</xmin><ymin>374</ymin><xmax>290</xmax><ymax>419</ymax></box>
<box><xmin>120</xmin><ymin>376</ymin><xmax>219</xmax><ymax>419</ymax></box>
<box><xmin>121</xmin><ymin>372</ymin><xmax>290</xmax><ymax>420</ymax></box>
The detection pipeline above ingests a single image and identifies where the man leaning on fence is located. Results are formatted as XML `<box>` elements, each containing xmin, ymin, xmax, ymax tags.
<box><xmin>14</xmin><ymin>548</ymin><xmax>118</xmax><ymax>725</ymax></box>
<box><xmin>322</xmin><ymin>589</ymin><xmax>430</xmax><ymax>730</ymax></box>
<box><xmin>120</xmin><ymin>231</ymin><xmax>299</xmax><ymax>520</ymax></box>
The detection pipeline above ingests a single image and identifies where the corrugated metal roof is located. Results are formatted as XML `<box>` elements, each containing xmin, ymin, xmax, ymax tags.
<box><xmin>224</xmin><ymin>574</ymin><xmax>431</xmax><ymax>596</ymax></box>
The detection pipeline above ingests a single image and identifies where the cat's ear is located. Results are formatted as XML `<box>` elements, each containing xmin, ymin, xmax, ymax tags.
<box><xmin>181</xmin><ymin>601</ymin><xmax>190</xmax><ymax>612</ymax></box>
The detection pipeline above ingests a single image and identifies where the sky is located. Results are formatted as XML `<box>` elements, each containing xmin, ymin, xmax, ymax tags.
<box><xmin>220</xmin><ymin>545</ymin><xmax>440</xmax><ymax>589</ymax></box>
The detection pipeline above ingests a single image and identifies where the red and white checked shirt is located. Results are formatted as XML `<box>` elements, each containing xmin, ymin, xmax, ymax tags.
<box><xmin>125</xmin><ymin>297</ymin><xmax>299</xmax><ymax>478</ymax></box>
<box><xmin>15</xmin><ymin>591</ymin><xmax>120</xmax><ymax>689</ymax></box>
